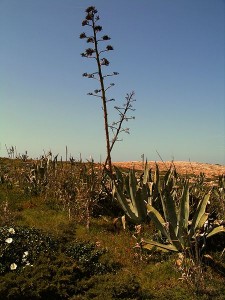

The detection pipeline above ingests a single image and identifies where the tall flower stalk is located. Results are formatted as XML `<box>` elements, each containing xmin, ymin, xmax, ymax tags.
<box><xmin>80</xmin><ymin>6</ymin><xmax>135</xmax><ymax>174</ymax></box>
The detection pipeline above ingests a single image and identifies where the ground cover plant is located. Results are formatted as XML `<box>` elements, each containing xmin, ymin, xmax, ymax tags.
<box><xmin>0</xmin><ymin>155</ymin><xmax>225</xmax><ymax>299</ymax></box>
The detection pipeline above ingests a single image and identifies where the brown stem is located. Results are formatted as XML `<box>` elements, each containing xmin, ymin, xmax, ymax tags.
<box><xmin>103</xmin><ymin>91</ymin><xmax>135</xmax><ymax>169</ymax></box>
<box><xmin>92</xmin><ymin>19</ymin><xmax>112</xmax><ymax>174</ymax></box>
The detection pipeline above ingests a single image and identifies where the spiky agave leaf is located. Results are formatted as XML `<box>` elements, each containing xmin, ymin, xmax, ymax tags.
<box><xmin>112</xmin><ymin>168</ymin><xmax>147</xmax><ymax>224</ymax></box>
<box><xmin>196</xmin><ymin>213</ymin><xmax>209</xmax><ymax>232</ymax></box>
<box><xmin>206</xmin><ymin>225</ymin><xmax>225</xmax><ymax>238</ymax></box>
<box><xmin>141</xmin><ymin>239</ymin><xmax>178</xmax><ymax>252</ymax></box>
<box><xmin>161</xmin><ymin>188</ymin><xmax>178</xmax><ymax>234</ymax></box>
<box><xmin>128</xmin><ymin>168</ymin><xmax>138</xmax><ymax>211</ymax></box>
<box><xmin>147</xmin><ymin>204</ymin><xmax>170</xmax><ymax>242</ymax></box>
<box><xmin>142</xmin><ymin>160</ymin><xmax>150</xmax><ymax>185</ymax></box>
<box><xmin>189</xmin><ymin>192</ymin><xmax>211</xmax><ymax>238</ymax></box>
<box><xmin>177</xmin><ymin>181</ymin><xmax>189</xmax><ymax>242</ymax></box>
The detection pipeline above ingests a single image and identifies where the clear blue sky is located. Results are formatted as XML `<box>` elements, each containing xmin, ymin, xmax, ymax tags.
<box><xmin>1</xmin><ymin>0</ymin><xmax>225</xmax><ymax>164</ymax></box>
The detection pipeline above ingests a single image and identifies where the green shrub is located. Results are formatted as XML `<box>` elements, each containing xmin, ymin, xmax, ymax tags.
<box><xmin>0</xmin><ymin>227</ymin><xmax>122</xmax><ymax>299</ymax></box>
<box><xmin>0</xmin><ymin>253</ymin><xmax>81</xmax><ymax>299</ymax></box>
<box><xmin>0</xmin><ymin>226</ymin><xmax>58</xmax><ymax>274</ymax></box>
<box><xmin>112</xmin><ymin>274</ymin><xmax>141</xmax><ymax>299</ymax></box>
<box><xmin>66</xmin><ymin>240</ymin><xmax>120</xmax><ymax>276</ymax></box>
<box><xmin>73</xmin><ymin>272</ymin><xmax>143</xmax><ymax>300</ymax></box>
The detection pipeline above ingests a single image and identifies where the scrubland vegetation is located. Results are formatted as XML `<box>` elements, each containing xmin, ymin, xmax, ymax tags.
<box><xmin>0</xmin><ymin>154</ymin><xmax>225</xmax><ymax>299</ymax></box>
<box><xmin>1</xmin><ymin>6</ymin><xmax>224</xmax><ymax>299</ymax></box>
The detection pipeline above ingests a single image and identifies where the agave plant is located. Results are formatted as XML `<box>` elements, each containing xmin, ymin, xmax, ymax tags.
<box><xmin>112</xmin><ymin>166</ymin><xmax>149</xmax><ymax>224</ymax></box>
<box><xmin>111</xmin><ymin>162</ymin><xmax>179</xmax><ymax>225</ymax></box>
<box><xmin>140</xmin><ymin>180</ymin><xmax>225</xmax><ymax>253</ymax></box>
<box><xmin>213</xmin><ymin>174</ymin><xmax>225</xmax><ymax>219</ymax></box>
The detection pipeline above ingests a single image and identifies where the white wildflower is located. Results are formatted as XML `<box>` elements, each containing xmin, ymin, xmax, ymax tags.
<box><xmin>8</xmin><ymin>228</ymin><xmax>15</xmax><ymax>234</ymax></box>
<box><xmin>5</xmin><ymin>238</ymin><xmax>13</xmax><ymax>244</ymax></box>
<box><xmin>10</xmin><ymin>263</ymin><xmax>17</xmax><ymax>270</ymax></box>
<box><xmin>25</xmin><ymin>262</ymin><xmax>33</xmax><ymax>267</ymax></box>
<box><xmin>23</xmin><ymin>251</ymin><xmax>29</xmax><ymax>258</ymax></box>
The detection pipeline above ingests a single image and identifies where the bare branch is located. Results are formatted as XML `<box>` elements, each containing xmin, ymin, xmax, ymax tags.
<box><xmin>104</xmin><ymin>91</ymin><xmax>136</xmax><ymax>167</ymax></box>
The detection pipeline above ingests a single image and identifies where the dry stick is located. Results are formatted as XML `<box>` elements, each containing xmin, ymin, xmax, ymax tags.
<box><xmin>189</xmin><ymin>158</ymin><xmax>195</xmax><ymax>175</ymax></box>
<box><xmin>5</xmin><ymin>144</ymin><xmax>10</xmax><ymax>158</ymax></box>
<box><xmin>103</xmin><ymin>91</ymin><xmax>135</xmax><ymax>171</ymax></box>
<box><xmin>101</xmin><ymin>93</ymin><xmax>135</xmax><ymax>197</ymax></box>
<box><xmin>91</xmin><ymin>16</ymin><xmax>112</xmax><ymax>175</ymax></box>
<box><xmin>15</xmin><ymin>146</ymin><xmax>18</xmax><ymax>158</ymax></box>
<box><xmin>156</xmin><ymin>150</ymin><xmax>169</xmax><ymax>171</ymax></box>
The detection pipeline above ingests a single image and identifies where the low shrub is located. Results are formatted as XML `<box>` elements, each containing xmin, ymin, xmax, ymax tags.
<box><xmin>66</xmin><ymin>240</ymin><xmax>120</xmax><ymax>276</ymax></box>
<box><xmin>0</xmin><ymin>226</ymin><xmax>123</xmax><ymax>299</ymax></box>
<box><xmin>0</xmin><ymin>226</ymin><xmax>58</xmax><ymax>274</ymax></box>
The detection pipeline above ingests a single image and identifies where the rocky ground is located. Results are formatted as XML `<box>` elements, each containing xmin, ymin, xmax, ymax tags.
<box><xmin>113</xmin><ymin>161</ymin><xmax>225</xmax><ymax>180</ymax></box>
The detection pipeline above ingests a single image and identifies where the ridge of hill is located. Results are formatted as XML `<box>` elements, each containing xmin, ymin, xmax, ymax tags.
<box><xmin>113</xmin><ymin>161</ymin><xmax>225</xmax><ymax>179</ymax></box>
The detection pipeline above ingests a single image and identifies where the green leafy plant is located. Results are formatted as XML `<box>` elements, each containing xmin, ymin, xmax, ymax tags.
<box><xmin>111</xmin><ymin>162</ymin><xmax>180</xmax><ymax>226</ymax></box>
<box><xmin>66</xmin><ymin>240</ymin><xmax>119</xmax><ymax>276</ymax></box>
<box><xmin>212</xmin><ymin>174</ymin><xmax>225</xmax><ymax>219</ymax></box>
<box><xmin>0</xmin><ymin>230</ymin><xmax>121</xmax><ymax>299</ymax></box>
<box><xmin>140</xmin><ymin>180</ymin><xmax>225</xmax><ymax>253</ymax></box>
<box><xmin>111</xmin><ymin>166</ymin><xmax>150</xmax><ymax>225</ymax></box>
<box><xmin>0</xmin><ymin>226</ymin><xmax>58</xmax><ymax>274</ymax></box>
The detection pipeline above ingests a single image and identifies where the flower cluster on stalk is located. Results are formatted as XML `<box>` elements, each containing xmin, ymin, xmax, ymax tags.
<box><xmin>80</xmin><ymin>6</ymin><xmax>135</xmax><ymax>172</ymax></box>
<box><xmin>80</xmin><ymin>6</ymin><xmax>114</xmax><ymax>67</ymax></box>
